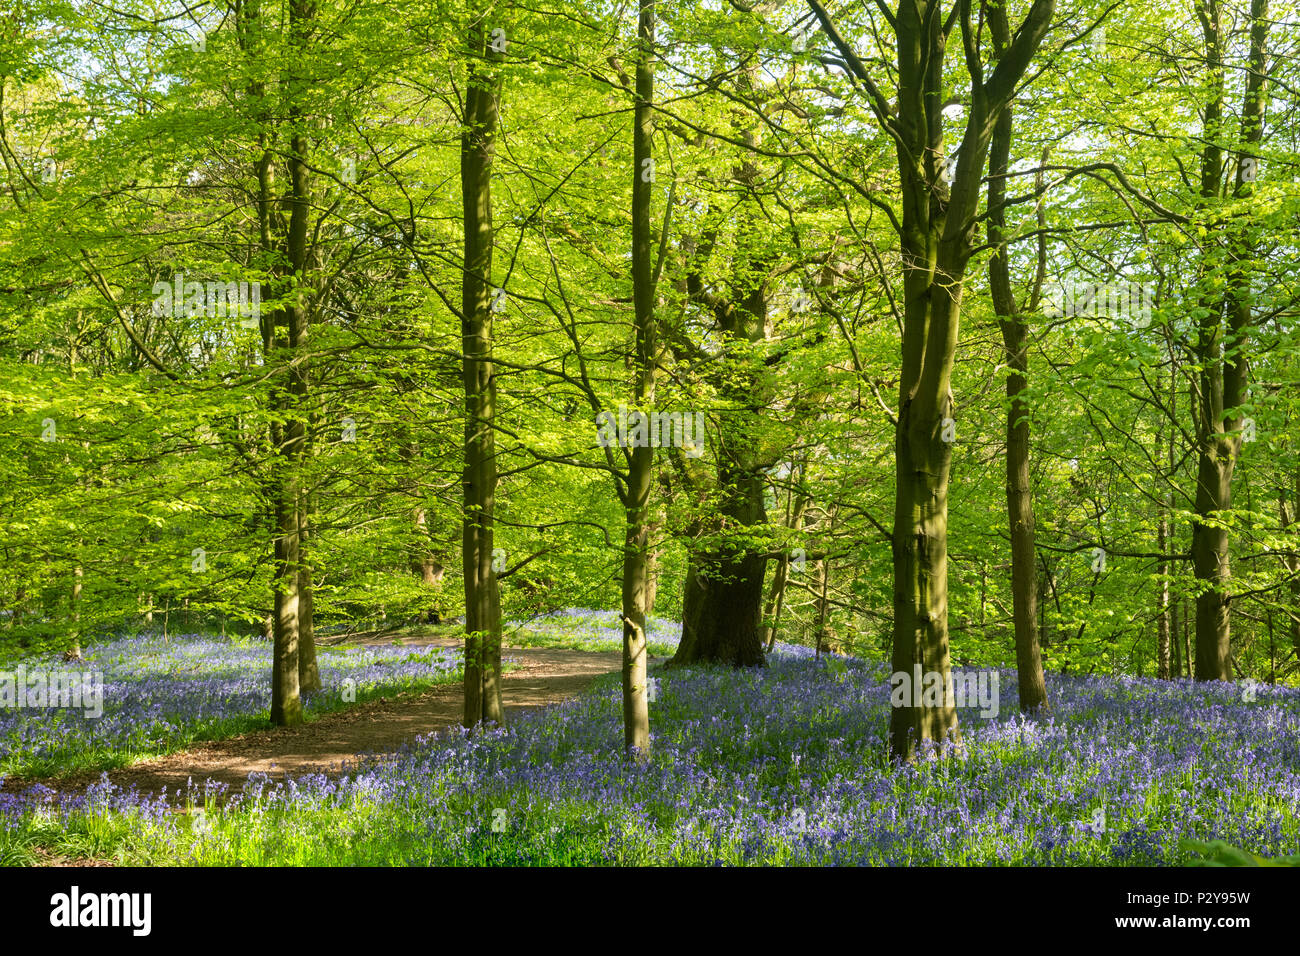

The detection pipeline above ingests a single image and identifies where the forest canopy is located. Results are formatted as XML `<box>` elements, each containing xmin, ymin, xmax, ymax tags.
<box><xmin>2</xmin><ymin>0</ymin><xmax>1298</xmax><ymax>761</ymax></box>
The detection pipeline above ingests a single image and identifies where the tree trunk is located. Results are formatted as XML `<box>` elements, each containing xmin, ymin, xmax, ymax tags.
<box><xmin>997</xmin><ymin>320</ymin><xmax>1048</xmax><ymax>709</ymax></box>
<box><xmin>271</xmin><ymin>482</ymin><xmax>302</xmax><ymax>726</ymax></box>
<box><xmin>680</xmin><ymin>552</ymin><xmax>706</xmax><ymax>648</ymax></box>
<box><xmin>1166</xmin><ymin>350</ymin><xmax>1180</xmax><ymax>679</ymax></box>
<box><xmin>416</xmin><ymin>532</ymin><xmax>446</xmax><ymax>623</ymax></box>
<box><xmin>1036</xmin><ymin>564</ymin><xmax>1052</xmax><ymax>648</ymax></box>
<box><xmin>1190</xmin><ymin>0</ymin><xmax>1269</xmax><ymax>681</ymax></box>
<box><xmin>269</xmin><ymin>0</ymin><xmax>315</xmax><ymax>727</ymax></box>
<box><xmin>617</xmin><ymin>0</ymin><xmax>657</xmax><ymax>756</ymax></box>
<box><xmin>890</xmin><ymin>383</ymin><xmax>959</xmax><ymax>757</ymax></box>
<box><xmin>1279</xmin><ymin>471</ymin><xmax>1300</xmax><ymax>656</ymax></box>
<box><xmin>644</xmin><ymin>542</ymin><xmax>660</xmax><ymax>619</ymax></box>
<box><xmin>402</xmin><ymin>433</ymin><xmax>446</xmax><ymax>622</ymax></box>
<box><xmin>1191</xmin><ymin>433</ymin><xmax>1236</xmax><ymax>682</ymax></box>
<box><xmin>814</xmin><ymin>541</ymin><xmax>834</xmax><ymax>656</ymax></box>
<box><xmin>296</xmin><ymin>373</ymin><xmax>320</xmax><ymax>692</ymax></box>
<box><xmin>297</xmin><ymin>505</ymin><xmax>320</xmax><ymax>693</ymax></box>
<box><xmin>671</xmin><ymin>469</ymin><xmax>767</xmax><ymax>667</ymax></box>
<box><xmin>1157</xmin><ymin>515</ymin><xmax>1171</xmax><ymax>679</ymax></box>
<box><xmin>461</xmin><ymin>15</ymin><xmax>505</xmax><ymax>727</ymax></box>
<box><xmin>762</xmin><ymin>486</ymin><xmax>808</xmax><ymax>653</ymax></box>
<box><xmin>762</xmin><ymin>554</ymin><xmax>790</xmax><ymax>654</ymax></box>
<box><xmin>987</xmin><ymin>42</ymin><xmax>1048</xmax><ymax>711</ymax></box>
<box><xmin>269</xmin><ymin>230</ymin><xmax>309</xmax><ymax>722</ymax></box>
<box><xmin>70</xmin><ymin>565</ymin><xmax>82</xmax><ymax>658</ymax></box>
<box><xmin>1170</xmin><ymin>583</ymin><xmax>1182</xmax><ymax>677</ymax></box>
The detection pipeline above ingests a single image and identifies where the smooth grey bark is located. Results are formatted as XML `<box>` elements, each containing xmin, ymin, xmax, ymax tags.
<box><xmin>298</xmin><ymin>498</ymin><xmax>320</xmax><ymax>692</ymax></box>
<box><xmin>619</xmin><ymin>0</ymin><xmax>657</xmax><ymax>755</ymax></box>
<box><xmin>461</xmin><ymin>15</ymin><xmax>505</xmax><ymax>727</ymax></box>
<box><xmin>268</xmin><ymin>0</ymin><xmax>316</xmax><ymax>727</ymax></box>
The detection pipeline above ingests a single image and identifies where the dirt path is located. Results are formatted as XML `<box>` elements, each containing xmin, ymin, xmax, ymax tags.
<box><xmin>5</xmin><ymin>638</ymin><xmax>627</xmax><ymax>803</ymax></box>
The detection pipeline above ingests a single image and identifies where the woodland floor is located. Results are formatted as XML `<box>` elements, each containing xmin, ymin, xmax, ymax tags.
<box><xmin>2</xmin><ymin>633</ymin><xmax>627</xmax><ymax>803</ymax></box>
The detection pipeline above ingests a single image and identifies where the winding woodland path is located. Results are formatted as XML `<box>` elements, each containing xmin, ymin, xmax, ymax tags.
<box><xmin>4</xmin><ymin>636</ymin><xmax>627</xmax><ymax>803</ymax></box>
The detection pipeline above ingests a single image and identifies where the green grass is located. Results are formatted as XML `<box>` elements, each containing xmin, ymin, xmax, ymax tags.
<box><xmin>1183</xmin><ymin>839</ymin><xmax>1300</xmax><ymax>866</ymax></box>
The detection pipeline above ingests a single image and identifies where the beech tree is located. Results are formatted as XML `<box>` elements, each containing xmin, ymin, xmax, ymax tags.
<box><xmin>986</xmin><ymin>2</ymin><xmax>1048</xmax><ymax>711</ymax></box>
<box><xmin>3</xmin><ymin>0</ymin><xmax>1300</xmax><ymax>757</ymax></box>
<box><xmin>1188</xmin><ymin>0</ymin><xmax>1270</xmax><ymax>681</ymax></box>
<box><xmin>619</xmin><ymin>0</ymin><xmax>658</xmax><ymax>754</ymax></box>
<box><xmin>808</xmin><ymin>0</ymin><xmax>1055</xmax><ymax>759</ymax></box>
<box><xmin>460</xmin><ymin>13</ymin><xmax>506</xmax><ymax>727</ymax></box>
